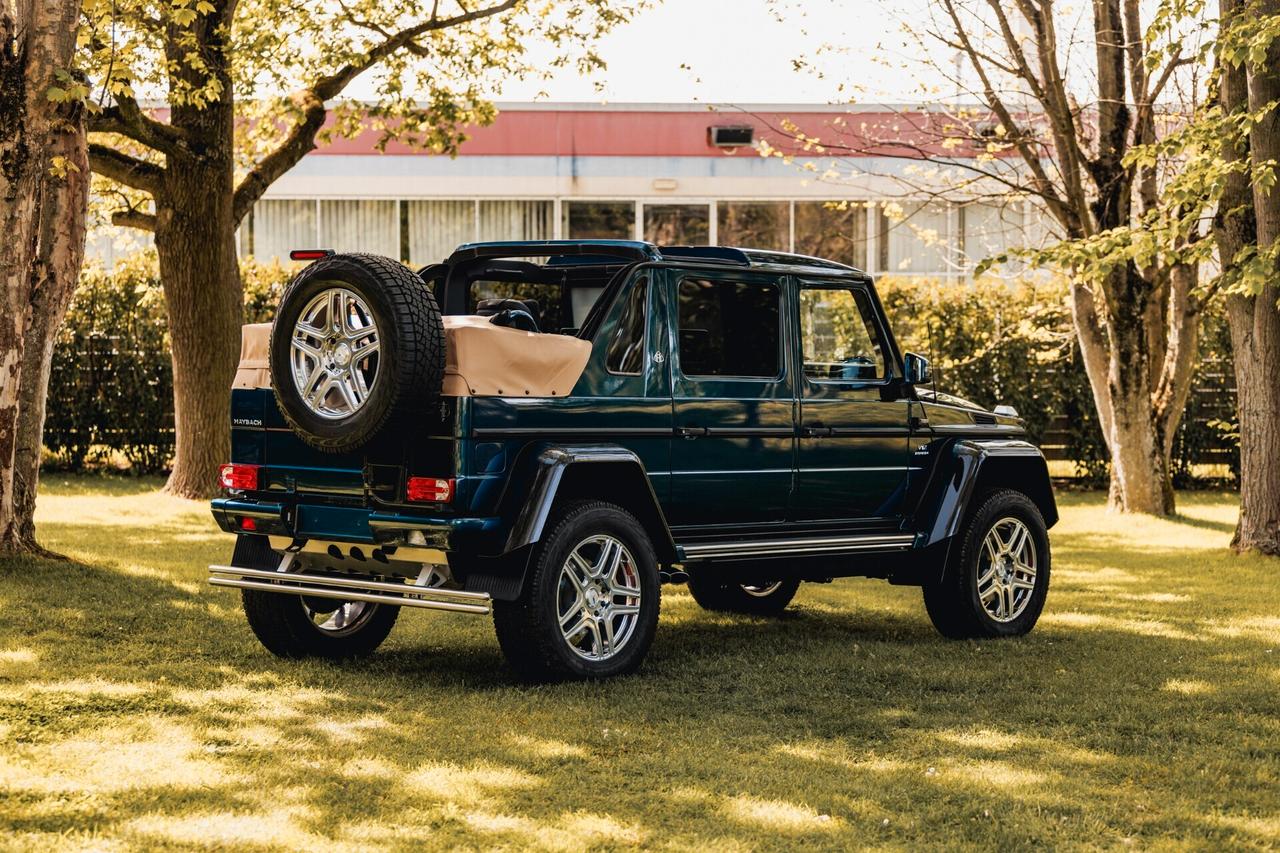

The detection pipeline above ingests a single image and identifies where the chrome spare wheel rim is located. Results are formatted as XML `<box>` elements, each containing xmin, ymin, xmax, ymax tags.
<box><xmin>558</xmin><ymin>535</ymin><xmax>642</xmax><ymax>662</ymax></box>
<box><xmin>290</xmin><ymin>287</ymin><xmax>380</xmax><ymax>419</ymax></box>
<box><xmin>978</xmin><ymin>517</ymin><xmax>1037</xmax><ymax>622</ymax></box>
<box><xmin>302</xmin><ymin>598</ymin><xmax>376</xmax><ymax>636</ymax></box>
<box><xmin>742</xmin><ymin>582</ymin><xmax>783</xmax><ymax>597</ymax></box>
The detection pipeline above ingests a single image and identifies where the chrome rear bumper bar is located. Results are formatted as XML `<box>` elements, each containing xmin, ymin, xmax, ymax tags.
<box><xmin>208</xmin><ymin>564</ymin><xmax>492</xmax><ymax>615</ymax></box>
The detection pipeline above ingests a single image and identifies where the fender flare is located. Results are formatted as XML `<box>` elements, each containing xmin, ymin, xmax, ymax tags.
<box><xmin>917</xmin><ymin>438</ymin><xmax>1058</xmax><ymax>549</ymax></box>
<box><xmin>498</xmin><ymin>442</ymin><xmax>677</xmax><ymax>561</ymax></box>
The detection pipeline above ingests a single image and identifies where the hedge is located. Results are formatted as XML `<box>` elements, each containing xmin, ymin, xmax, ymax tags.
<box><xmin>44</xmin><ymin>256</ymin><xmax>1239</xmax><ymax>485</ymax></box>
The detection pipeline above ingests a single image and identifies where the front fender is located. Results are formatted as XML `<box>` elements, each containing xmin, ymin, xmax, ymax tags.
<box><xmin>917</xmin><ymin>438</ymin><xmax>1058</xmax><ymax>549</ymax></box>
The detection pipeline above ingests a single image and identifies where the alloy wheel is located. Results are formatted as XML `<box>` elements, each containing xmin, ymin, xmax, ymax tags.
<box><xmin>557</xmin><ymin>535</ymin><xmax>643</xmax><ymax>661</ymax></box>
<box><xmin>977</xmin><ymin>517</ymin><xmax>1037</xmax><ymax>622</ymax></box>
<box><xmin>290</xmin><ymin>287</ymin><xmax>381</xmax><ymax>419</ymax></box>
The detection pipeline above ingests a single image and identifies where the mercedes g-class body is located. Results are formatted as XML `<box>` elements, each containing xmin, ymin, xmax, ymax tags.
<box><xmin>210</xmin><ymin>241</ymin><xmax>1057</xmax><ymax>681</ymax></box>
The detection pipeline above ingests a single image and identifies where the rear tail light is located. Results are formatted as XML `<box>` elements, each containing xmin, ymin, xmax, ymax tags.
<box><xmin>289</xmin><ymin>248</ymin><xmax>334</xmax><ymax>261</ymax></box>
<box><xmin>239</xmin><ymin>516</ymin><xmax>258</xmax><ymax>531</ymax></box>
<box><xmin>219</xmin><ymin>463</ymin><xmax>261</xmax><ymax>491</ymax></box>
<box><xmin>406</xmin><ymin>477</ymin><xmax>453</xmax><ymax>503</ymax></box>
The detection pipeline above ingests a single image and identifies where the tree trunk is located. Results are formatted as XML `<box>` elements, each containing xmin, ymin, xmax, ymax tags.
<box><xmin>13</xmin><ymin>90</ymin><xmax>89</xmax><ymax>554</ymax></box>
<box><xmin>1071</xmin><ymin>266</ymin><xmax>1176</xmax><ymax>514</ymax></box>
<box><xmin>1231</xmin><ymin>0</ymin><xmax>1280</xmax><ymax>554</ymax></box>
<box><xmin>0</xmin><ymin>0</ymin><xmax>82</xmax><ymax>555</ymax></box>
<box><xmin>153</xmin><ymin>180</ymin><xmax>242</xmax><ymax>500</ymax></box>
<box><xmin>152</xmin><ymin>6</ymin><xmax>243</xmax><ymax>500</ymax></box>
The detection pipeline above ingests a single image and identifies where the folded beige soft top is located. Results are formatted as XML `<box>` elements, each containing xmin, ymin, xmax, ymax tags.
<box><xmin>233</xmin><ymin>316</ymin><xmax>591</xmax><ymax>398</ymax></box>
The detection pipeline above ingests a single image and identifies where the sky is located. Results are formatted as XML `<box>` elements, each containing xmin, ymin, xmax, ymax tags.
<box><xmin>489</xmin><ymin>0</ymin><xmax>938</xmax><ymax>104</ymax></box>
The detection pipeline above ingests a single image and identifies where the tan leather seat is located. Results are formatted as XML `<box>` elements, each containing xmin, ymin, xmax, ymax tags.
<box><xmin>233</xmin><ymin>317</ymin><xmax>591</xmax><ymax>398</ymax></box>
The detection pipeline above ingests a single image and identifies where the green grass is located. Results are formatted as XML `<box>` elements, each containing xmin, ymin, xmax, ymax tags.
<box><xmin>1</xmin><ymin>481</ymin><xmax>1277</xmax><ymax>851</ymax></box>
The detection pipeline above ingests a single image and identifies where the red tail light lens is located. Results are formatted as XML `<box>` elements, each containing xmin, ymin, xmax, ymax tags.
<box><xmin>219</xmin><ymin>463</ymin><xmax>261</xmax><ymax>491</ymax></box>
<box><xmin>406</xmin><ymin>477</ymin><xmax>453</xmax><ymax>503</ymax></box>
<box><xmin>289</xmin><ymin>248</ymin><xmax>334</xmax><ymax>261</ymax></box>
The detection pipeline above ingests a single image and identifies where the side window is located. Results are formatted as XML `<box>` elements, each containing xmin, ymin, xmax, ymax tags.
<box><xmin>605</xmin><ymin>278</ymin><xmax>647</xmax><ymax>375</ymax></box>
<box><xmin>677</xmin><ymin>278</ymin><xmax>780</xmax><ymax>378</ymax></box>
<box><xmin>799</xmin><ymin>285</ymin><xmax>889</xmax><ymax>381</ymax></box>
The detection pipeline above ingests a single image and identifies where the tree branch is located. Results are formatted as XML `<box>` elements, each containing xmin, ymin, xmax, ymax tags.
<box><xmin>111</xmin><ymin>209</ymin><xmax>158</xmax><ymax>231</ymax></box>
<box><xmin>88</xmin><ymin>143</ymin><xmax>164</xmax><ymax>195</ymax></box>
<box><xmin>233</xmin><ymin>0</ymin><xmax>521</xmax><ymax>223</ymax></box>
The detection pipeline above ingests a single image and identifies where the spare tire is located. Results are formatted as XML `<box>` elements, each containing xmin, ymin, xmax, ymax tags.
<box><xmin>269</xmin><ymin>253</ymin><xmax>445</xmax><ymax>453</ymax></box>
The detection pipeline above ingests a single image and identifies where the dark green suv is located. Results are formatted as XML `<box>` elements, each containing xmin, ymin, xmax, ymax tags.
<box><xmin>210</xmin><ymin>240</ymin><xmax>1056</xmax><ymax>681</ymax></box>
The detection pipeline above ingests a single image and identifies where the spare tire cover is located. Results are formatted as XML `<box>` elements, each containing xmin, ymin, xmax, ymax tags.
<box><xmin>269</xmin><ymin>253</ymin><xmax>445</xmax><ymax>453</ymax></box>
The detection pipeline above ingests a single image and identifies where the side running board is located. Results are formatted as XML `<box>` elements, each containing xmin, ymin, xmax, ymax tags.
<box><xmin>208</xmin><ymin>565</ymin><xmax>492</xmax><ymax>615</ymax></box>
<box><xmin>678</xmin><ymin>533</ymin><xmax>915</xmax><ymax>562</ymax></box>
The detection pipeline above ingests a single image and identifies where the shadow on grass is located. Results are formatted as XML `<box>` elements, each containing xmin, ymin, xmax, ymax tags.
<box><xmin>2</xmin><ymin>490</ymin><xmax>1278</xmax><ymax>850</ymax></box>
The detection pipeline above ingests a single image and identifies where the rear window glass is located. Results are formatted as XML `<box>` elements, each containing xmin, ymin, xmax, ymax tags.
<box><xmin>677</xmin><ymin>278</ymin><xmax>780</xmax><ymax>378</ymax></box>
<box><xmin>605</xmin><ymin>278</ymin><xmax>647</xmax><ymax>374</ymax></box>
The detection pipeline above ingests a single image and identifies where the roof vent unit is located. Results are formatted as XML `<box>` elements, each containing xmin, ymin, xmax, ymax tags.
<box><xmin>708</xmin><ymin>125</ymin><xmax>754</xmax><ymax>148</ymax></box>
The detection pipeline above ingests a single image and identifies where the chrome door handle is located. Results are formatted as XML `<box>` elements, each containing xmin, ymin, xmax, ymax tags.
<box><xmin>675</xmin><ymin>426</ymin><xmax>709</xmax><ymax>438</ymax></box>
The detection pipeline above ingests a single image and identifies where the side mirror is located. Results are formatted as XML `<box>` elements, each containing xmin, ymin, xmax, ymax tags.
<box><xmin>904</xmin><ymin>352</ymin><xmax>932</xmax><ymax>385</ymax></box>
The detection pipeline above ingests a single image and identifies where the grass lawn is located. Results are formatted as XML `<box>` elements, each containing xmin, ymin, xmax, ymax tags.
<box><xmin>1</xmin><ymin>478</ymin><xmax>1277</xmax><ymax>851</ymax></box>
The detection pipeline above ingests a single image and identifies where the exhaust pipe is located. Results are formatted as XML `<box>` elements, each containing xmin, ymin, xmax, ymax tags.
<box><xmin>208</xmin><ymin>564</ymin><xmax>492</xmax><ymax>615</ymax></box>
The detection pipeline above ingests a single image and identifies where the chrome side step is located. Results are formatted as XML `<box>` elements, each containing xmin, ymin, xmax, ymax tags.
<box><xmin>679</xmin><ymin>533</ymin><xmax>915</xmax><ymax>561</ymax></box>
<box><xmin>208</xmin><ymin>565</ymin><xmax>492</xmax><ymax>615</ymax></box>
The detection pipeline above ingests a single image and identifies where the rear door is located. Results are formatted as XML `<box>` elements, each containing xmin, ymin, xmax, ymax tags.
<box><xmin>792</xmin><ymin>278</ymin><xmax>911</xmax><ymax>521</ymax></box>
<box><xmin>666</xmin><ymin>268</ymin><xmax>795</xmax><ymax>528</ymax></box>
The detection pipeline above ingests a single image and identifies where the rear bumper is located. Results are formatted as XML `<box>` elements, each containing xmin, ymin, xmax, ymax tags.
<box><xmin>210</xmin><ymin>497</ymin><xmax>500</xmax><ymax>549</ymax></box>
<box><xmin>208</xmin><ymin>564</ymin><xmax>493</xmax><ymax>615</ymax></box>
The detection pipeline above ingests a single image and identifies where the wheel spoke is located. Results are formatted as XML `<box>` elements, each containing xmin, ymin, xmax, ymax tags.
<box><xmin>979</xmin><ymin>584</ymin><xmax>1000</xmax><ymax>606</ymax></box>
<box><xmin>976</xmin><ymin>564</ymin><xmax>998</xmax><ymax>587</ymax></box>
<box><xmin>1007</xmin><ymin>524</ymin><xmax>1029</xmax><ymax>559</ymax></box>
<box><xmin>292</xmin><ymin>337</ymin><xmax>323</xmax><ymax>360</ymax></box>
<box><xmin>306</xmin><ymin>376</ymin><xmax>334</xmax><ymax>407</ymax></box>
<box><xmin>592</xmin><ymin>539</ymin><xmax>620</xmax><ymax>579</ymax></box>
<box><xmin>599</xmin><ymin>617</ymin><xmax>615</xmax><ymax>656</ymax></box>
<box><xmin>561</xmin><ymin>605</ymin><xmax>587</xmax><ymax>633</ymax></box>
<box><xmin>329</xmin><ymin>290</ymin><xmax>345</xmax><ymax>332</ymax></box>
<box><xmin>566</xmin><ymin>553</ymin><xmax>591</xmax><ymax>589</ymax></box>
<box><xmin>609</xmin><ymin>580</ymin><xmax>641</xmax><ymax>599</ymax></box>
<box><xmin>610</xmin><ymin>604</ymin><xmax>640</xmax><ymax>617</ymax></box>
<box><xmin>351</xmin><ymin>337</ymin><xmax>379</xmax><ymax>362</ymax></box>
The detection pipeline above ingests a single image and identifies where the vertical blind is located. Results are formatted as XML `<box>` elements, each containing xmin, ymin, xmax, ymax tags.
<box><xmin>319</xmin><ymin>200</ymin><xmax>398</xmax><ymax>258</ymax></box>
<box><xmin>251</xmin><ymin>199</ymin><xmax>316</xmax><ymax>262</ymax></box>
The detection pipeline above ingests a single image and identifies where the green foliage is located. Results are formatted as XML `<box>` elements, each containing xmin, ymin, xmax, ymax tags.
<box><xmin>45</xmin><ymin>255</ymin><xmax>295</xmax><ymax>473</ymax></box>
<box><xmin>878</xmin><ymin>277</ymin><xmax>1238</xmax><ymax>486</ymax></box>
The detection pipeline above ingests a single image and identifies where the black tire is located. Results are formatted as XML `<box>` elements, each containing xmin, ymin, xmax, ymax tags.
<box><xmin>270</xmin><ymin>252</ymin><xmax>444</xmax><ymax>454</ymax></box>
<box><xmin>686</xmin><ymin>573</ymin><xmax>800</xmax><ymax>617</ymax></box>
<box><xmin>492</xmin><ymin>501</ymin><xmax>661</xmax><ymax>682</ymax></box>
<box><xmin>231</xmin><ymin>534</ymin><xmax>400</xmax><ymax>660</ymax></box>
<box><xmin>923</xmin><ymin>489</ymin><xmax>1050</xmax><ymax>639</ymax></box>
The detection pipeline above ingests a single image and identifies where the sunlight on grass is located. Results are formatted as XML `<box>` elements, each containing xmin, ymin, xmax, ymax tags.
<box><xmin>1</xmin><ymin>479</ymin><xmax>1277</xmax><ymax>850</ymax></box>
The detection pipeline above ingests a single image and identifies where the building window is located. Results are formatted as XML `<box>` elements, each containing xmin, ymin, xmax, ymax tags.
<box><xmin>251</xmin><ymin>199</ymin><xmax>316</xmax><ymax>261</ymax></box>
<box><xmin>644</xmin><ymin>204</ymin><xmax>709</xmax><ymax>245</ymax></box>
<box><xmin>794</xmin><ymin>201</ymin><xmax>868</xmax><ymax>269</ymax></box>
<box><xmin>717</xmin><ymin>201</ymin><xmax>789</xmax><ymax>251</ymax></box>
<box><xmin>406</xmin><ymin>200</ymin><xmax>476</xmax><ymax>265</ymax></box>
<box><xmin>880</xmin><ymin>201</ymin><xmax>950</xmax><ymax>274</ymax></box>
<box><xmin>676</xmin><ymin>278</ymin><xmax>780</xmax><ymax>378</ymax></box>
<box><xmin>319</xmin><ymin>200</ymin><xmax>398</xmax><ymax>259</ymax></box>
<box><xmin>961</xmin><ymin>201</ymin><xmax>1024</xmax><ymax>270</ymax></box>
<box><xmin>564</xmin><ymin>200</ymin><xmax>634</xmax><ymax>239</ymax></box>
<box><xmin>479</xmin><ymin>200</ymin><xmax>554</xmax><ymax>242</ymax></box>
